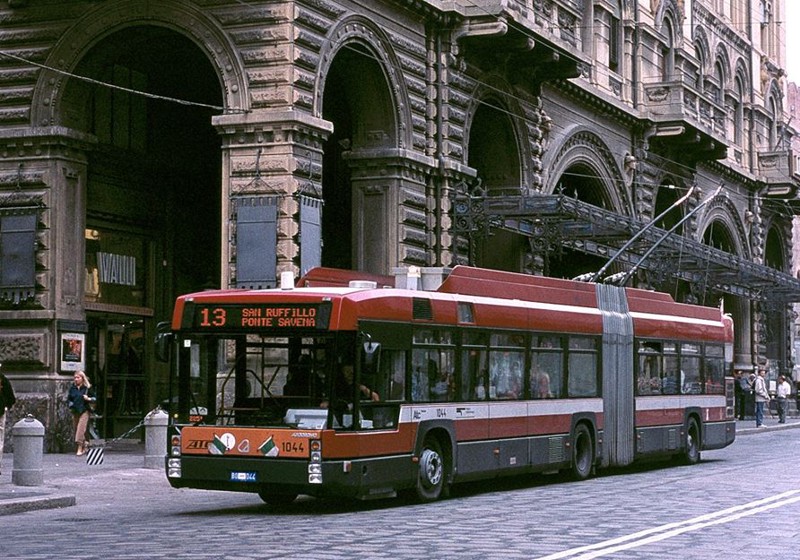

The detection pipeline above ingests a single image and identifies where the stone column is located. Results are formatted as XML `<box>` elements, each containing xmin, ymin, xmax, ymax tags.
<box><xmin>345</xmin><ymin>149</ymin><xmax>435</xmax><ymax>274</ymax></box>
<box><xmin>213</xmin><ymin>110</ymin><xmax>332</xmax><ymax>286</ymax></box>
<box><xmin>0</xmin><ymin>126</ymin><xmax>94</xmax><ymax>451</ymax></box>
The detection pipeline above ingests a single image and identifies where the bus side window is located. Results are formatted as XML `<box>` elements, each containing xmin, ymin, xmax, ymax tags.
<box><xmin>430</xmin><ymin>353</ymin><xmax>455</xmax><ymax>402</ymax></box>
<box><xmin>662</xmin><ymin>353</ymin><xmax>679</xmax><ymax>394</ymax></box>
<box><xmin>567</xmin><ymin>337</ymin><xmax>599</xmax><ymax>398</ymax></box>
<box><xmin>531</xmin><ymin>336</ymin><xmax>562</xmax><ymax>399</ymax></box>
<box><xmin>411</xmin><ymin>350</ymin><xmax>431</xmax><ymax>402</ymax></box>
<box><xmin>383</xmin><ymin>350</ymin><xmax>406</xmax><ymax>401</ymax></box>
<box><xmin>496</xmin><ymin>354</ymin><xmax>523</xmax><ymax>399</ymax></box>
<box><xmin>637</xmin><ymin>342</ymin><xmax>662</xmax><ymax>396</ymax></box>
<box><xmin>703</xmin><ymin>344</ymin><xmax>725</xmax><ymax>394</ymax></box>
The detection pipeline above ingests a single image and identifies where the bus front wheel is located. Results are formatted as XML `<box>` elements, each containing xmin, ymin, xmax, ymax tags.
<box><xmin>570</xmin><ymin>424</ymin><xmax>593</xmax><ymax>481</ymax></box>
<box><xmin>415</xmin><ymin>437</ymin><xmax>447</xmax><ymax>502</ymax></box>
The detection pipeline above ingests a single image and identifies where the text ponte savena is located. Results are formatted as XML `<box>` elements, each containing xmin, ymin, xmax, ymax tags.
<box><xmin>240</xmin><ymin>307</ymin><xmax>316</xmax><ymax>328</ymax></box>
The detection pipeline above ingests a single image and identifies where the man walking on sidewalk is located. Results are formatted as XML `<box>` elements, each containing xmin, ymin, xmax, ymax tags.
<box><xmin>776</xmin><ymin>375</ymin><xmax>791</xmax><ymax>424</ymax></box>
<box><xmin>0</xmin><ymin>363</ymin><xmax>17</xmax><ymax>475</ymax></box>
<box><xmin>753</xmin><ymin>369</ymin><xmax>770</xmax><ymax>428</ymax></box>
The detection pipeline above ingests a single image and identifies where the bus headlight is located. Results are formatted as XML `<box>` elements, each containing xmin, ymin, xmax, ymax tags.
<box><xmin>308</xmin><ymin>439</ymin><xmax>322</xmax><ymax>484</ymax></box>
<box><xmin>167</xmin><ymin>458</ymin><xmax>181</xmax><ymax>478</ymax></box>
<box><xmin>170</xmin><ymin>434</ymin><xmax>181</xmax><ymax>456</ymax></box>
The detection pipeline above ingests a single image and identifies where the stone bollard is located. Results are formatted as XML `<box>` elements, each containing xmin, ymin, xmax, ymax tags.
<box><xmin>12</xmin><ymin>415</ymin><xmax>44</xmax><ymax>486</ymax></box>
<box><xmin>144</xmin><ymin>407</ymin><xmax>168</xmax><ymax>469</ymax></box>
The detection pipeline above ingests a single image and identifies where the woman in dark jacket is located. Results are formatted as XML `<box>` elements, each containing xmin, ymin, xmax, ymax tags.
<box><xmin>67</xmin><ymin>370</ymin><xmax>96</xmax><ymax>455</ymax></box>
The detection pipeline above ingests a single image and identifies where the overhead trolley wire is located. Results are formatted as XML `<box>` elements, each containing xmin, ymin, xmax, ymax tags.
<box><xmin>0</xmin><ymin>48</ymin><xmax>243</xmax><ymax>114</ymax></box>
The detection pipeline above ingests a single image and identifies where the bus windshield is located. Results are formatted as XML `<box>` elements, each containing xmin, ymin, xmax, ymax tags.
<box><xmin>171</xmin><ymin>331</ymin><xmax>390</xmax><ymax>430</ymax></box>
<box><xmin>172</xmin><ymin>334</ymin><xmax>336</xmax><ymax>427</ymax></box>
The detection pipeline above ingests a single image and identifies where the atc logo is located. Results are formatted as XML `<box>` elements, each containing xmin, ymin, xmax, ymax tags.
<box><xmin>186</xmin><ymin>439</ymin><xmax>212</xmax><ymax>450</ymax></box>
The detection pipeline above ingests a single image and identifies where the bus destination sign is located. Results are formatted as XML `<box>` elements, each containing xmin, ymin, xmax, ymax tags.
<box><xmin>192</xmin><ymin>303</ymin><xmax>324</xmax><ymax>330</ymax></box>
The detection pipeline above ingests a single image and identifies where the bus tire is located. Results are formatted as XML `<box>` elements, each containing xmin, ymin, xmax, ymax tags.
<box><xmin>415</xmin><ymin>437</ymin><xmax>446</xmax><ymax>502</ymax></box>
<box><xmin>258</xmin><ymin>489</ymin><xmax>298</xmax><ymax>507</ymax></box>
<box><xmin>570</xmin><ymin>424</ymin><xmax>593</xmax><ymax>481</ymax></box>
<box><xmin>682</xmin><ymin>418</ymin><xmax>701</xmax><ymax>465</ymax></box>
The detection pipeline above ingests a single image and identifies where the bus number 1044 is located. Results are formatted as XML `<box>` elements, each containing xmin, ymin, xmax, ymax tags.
<box><xmin>282</xmin><ymin>441</ymin><xmax>305</xmax><ymax>454</ymax></box>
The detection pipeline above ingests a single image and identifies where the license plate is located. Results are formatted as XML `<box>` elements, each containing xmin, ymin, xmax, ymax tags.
<box><xmin>230</xmin><ymin>471</ymin><xmax>258</xmax><ymax>482</ymax></box>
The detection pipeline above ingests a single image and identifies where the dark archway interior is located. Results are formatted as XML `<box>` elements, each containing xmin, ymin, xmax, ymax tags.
<box><xmin>764</xmin><ymin>226</ymin><xmax>786</xmax><ymax>366</ymax></box>
<box><xmin>654</xmin><ymin>182</ymin><xmax>686</xmax><ymax>232</ymax></box>
<box><xmin>64</xmin><ymin>26</ymin><xmax>223</xmax><ymax>296</ymax></box>
<box><xmin>321</xmin><ymin>43</ymin><xmax>395</xmax><ymax>270</ymax></box>
<box><xmin>703</xmin><ymin>220</ymin><xmax>736</xmax><ymax>253</ymax></box>
<box><xmin>468</xmin><ymin>99</ymin><xmax>525</xmax><ymax>271</ymax></box>
<box><xmin>551</xmin><ymin>167</ymin><xmax>610</xmax><ymax>279</ymax></box>
<box><xmin>764</xmin><ymin>227</ymin><xmax>785</xmax><ymax>271</ymax></box>
<box><xmin>58</xmin><ymin>26</ymin><xmax>224</xmax><ymax>435</ymax></box>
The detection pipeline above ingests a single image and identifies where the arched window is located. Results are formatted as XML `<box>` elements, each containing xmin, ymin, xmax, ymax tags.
<box><xmin>694</xmin><ymin>44</ymin><xmax>705</xmax><ymax>90</ymax></box>
<box><xmin>661</xmin><ymin>19</ymin><xmax>675</xmax><ymax>81</ymax></box>
<box><xmin>760</xmin><ymin>1</ymin><xmax>776</xmax><ymax>58</ymax></box>
<box><xmin>608</xmin><ymin>1</ymin><xmax>622</xmax><ymax>74</ymax></box>
<box><xmin>732</xmin><ymin>75</ymin><xmax>744</xmax><ymax>147</ymax></box>
<box><xmin>730</xmin><ymin>0</ymin><xmax>746</xmax><ymax>28</ymax></box>
<box><xmin>714</xmin><ymin>60</ymin><xmax>725</xmax><ymax>105</ymax></box>
<box><xmin>767</xmin><ymin>95</ymin><xmax>780</xmax><ymax>150</ymax></box>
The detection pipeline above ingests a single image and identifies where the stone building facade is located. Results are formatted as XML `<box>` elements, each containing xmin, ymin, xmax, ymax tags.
<box><xmin>0</xmin><ymin>0</ymin><xmax>797</xmax><ymax>450</ymax></box>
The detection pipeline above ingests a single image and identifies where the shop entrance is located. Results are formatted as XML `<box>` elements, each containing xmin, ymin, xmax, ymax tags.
<box><xmin>87</xmin><ymin>315</ymin><xmax>148</xmax><ymax>439</ymax></box>
<box><xmin>65</xmin><ymin>26</ymin><xmax>223</xmax><ymax>438</ymax></box>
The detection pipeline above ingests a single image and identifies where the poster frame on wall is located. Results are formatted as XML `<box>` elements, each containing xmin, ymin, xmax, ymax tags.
<box><xmin>60</xmin><ymin>332</ymin><xmax>86</xmax><ymax>372</ymax></box>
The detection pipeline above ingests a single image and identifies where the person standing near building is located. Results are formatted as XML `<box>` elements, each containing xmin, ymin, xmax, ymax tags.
<box><xmin>775</xmin><ymin>375</ymin><xmax>791</xmax><ymax>424</ymax></box>
<box><xmin>753</xmin><ymin>370</ymin><xmax>770</xmax><ymax>428</ymax></box>
<box><xmin>735</xmin><ymin>370</ymin><xmax>750</xmax><ymax>420</ymax></box>
<box><xmin>0</xmin><ymin>363</ymin><xmax>17</xmax><ymax>474</ymax></box>
<box><xmin>67</xmin><ymin>370</ymin><xmax>96</xmax><ymax>455</ymax></box>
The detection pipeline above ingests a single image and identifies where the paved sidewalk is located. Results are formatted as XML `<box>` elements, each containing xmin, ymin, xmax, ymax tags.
<box><xmin>0</xmin><ymin>440</ymin><xmax>151</xmax><ymax>515</ymax></box>
<box><xmin>1</xmin><ymin>419</ymin><xmax>798</xmax><ymax>516</ymax></box>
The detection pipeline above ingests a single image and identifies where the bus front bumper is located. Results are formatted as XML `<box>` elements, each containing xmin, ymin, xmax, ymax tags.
<box><xmin>166</xmin><ymin>454</ymin><xmax>415</xmax><ymax>499</ymax></box>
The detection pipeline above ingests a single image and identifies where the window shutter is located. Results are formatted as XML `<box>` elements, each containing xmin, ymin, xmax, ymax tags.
<box><xmin>0</xmin><ymin>209</ymin><xmax>37</xmax><ymax>303</ymax></box>
<box><xmin>299</xmin><ymin>195</ymin><xmax>322</xmax><ymax>277</ymax></box>
<box><xmin>234</xmin><ymin>196</ymin><xmax>277</xmax><ymax>289</ymax></box>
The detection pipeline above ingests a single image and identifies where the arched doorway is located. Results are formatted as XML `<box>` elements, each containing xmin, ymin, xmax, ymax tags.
<box><xmin>764</xmin><ymin>225</ymin><xmax>789</xmax><ymax>376</ymax></box>
<box><xmin>60</xmin><ymin>26</ymin><xmax>223</xmax><ymax>436</ymax></box>
<box><xmin>321</xmin><ymin>42</ymin><xmax>397</xmax><ymax>272</ymax></box>
<box><xmin>702</xmin><ymin>219</ymin><xmax>750</xmax><ymax>370</ymax></box>
<box><xmin>654</xmin><ymin>181</ymin><xmax>687</xmax><ymax>232</ymax></box>
<box><xmin>549</xmin><ymin>166</ymin><xmax>612</xmax><ymax>279</ymax></box>
<box><xmin>467</xmin><ymin>98</ymin><xmax>525</xmax><ymax>271</ymax></box>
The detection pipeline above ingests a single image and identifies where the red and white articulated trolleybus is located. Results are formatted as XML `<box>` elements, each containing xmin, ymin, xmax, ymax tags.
<box><xmin>157</xmin><ymin>266</ymin><xmax>735</xmax><ymax>505</ymax></box>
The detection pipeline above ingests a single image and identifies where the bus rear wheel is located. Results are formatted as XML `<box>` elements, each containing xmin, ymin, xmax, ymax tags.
<box><xmin>570</xmin><ymin>424</ymin><xmax>593</xmax><ymax>481</ymax></box>
<box><xmin>415</xmin><ymin>437</ymin><xmax>447</xmax><ymax>502</ymax></box>
<box><xmin>258</xmin><ymin>489</ymin><xmax>298</xmax><ymax>507</ymax></box>
<box><xmin>682</xmin><ymin>418</ymin><xmax>701</xmax><ymax>465</ymax></box>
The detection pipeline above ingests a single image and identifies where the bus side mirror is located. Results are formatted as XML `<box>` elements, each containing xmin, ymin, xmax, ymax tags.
<box><xmin>362</xmin><ymin>340</ymin><xmax>381</xmax><ymax>375</ymax></box>
<box><xmin>154</xmin><ymin>321</ymin><xmax>173</xmax><ymax>363</ymax></box>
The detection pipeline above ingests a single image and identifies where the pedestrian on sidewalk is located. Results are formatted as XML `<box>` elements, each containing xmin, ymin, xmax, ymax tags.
<box><xmin>753</xmin><ymin>369</ymin><xmax>770</xmax><ymax>428</ymax></box>
<box><xmin>0</xmin><ymin>363</ymin><xmax>17</xmax><ymax>475</ymax></box>
<box><xmin>67</xmin><ymin>370</ymin><xmax>96</xmax><ymax>456</ymax></box>
<box><xmin>776</xmin><ymin>375</ymin><xmax>791</xmax><ymax>424</ymax></box>
<box><xmin>735</xmin><ymin>370</ymin><xmax>750</xmax><ymax>420</ymax></box>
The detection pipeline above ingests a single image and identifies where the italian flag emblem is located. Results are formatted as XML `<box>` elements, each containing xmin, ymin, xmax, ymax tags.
<box><xmin>259</xmin><ymin>436</ymin><xmax>279</xmax><ymax>457</ymax></box>
<box><xmin>208</xmin><ymin>434</ymin><xmax>227</xmax><ymax>455</ymax></box>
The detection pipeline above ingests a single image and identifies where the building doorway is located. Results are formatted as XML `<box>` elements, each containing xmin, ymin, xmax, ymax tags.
<box><xmin>60</xmin><ymin>26</ymin><xmax>224</xmax><ymax>432</ymax></box>
<box><xmin>87</xmin><ymin>315</ymin><xmax>147</xmax><ymax>438</ymax></box>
